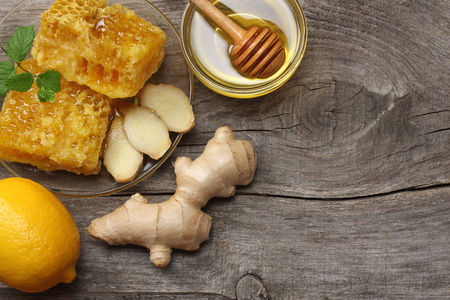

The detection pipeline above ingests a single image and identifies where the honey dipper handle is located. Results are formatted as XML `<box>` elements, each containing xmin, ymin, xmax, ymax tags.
<box><xmin>190</xmin><ymin>0</ymin><xmax>246</xmax><ymax>45</ymax></box>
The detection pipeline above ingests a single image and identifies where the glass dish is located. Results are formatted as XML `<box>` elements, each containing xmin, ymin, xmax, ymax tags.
<box><xmin>0</xmin><ymin>0</ymin><xmax>193</xmax><ymax>198</ymax></box>
<box><xmin>181</xmin><ymin>0</ymin><xmax>307</xmax><ymax>98</ymax></box>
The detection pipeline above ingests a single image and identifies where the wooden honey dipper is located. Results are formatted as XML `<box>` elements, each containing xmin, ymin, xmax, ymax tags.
<box><xmin>190</xmin><ymin>0</ymin><xmax>286</xmax><ymax>78</ymax></box>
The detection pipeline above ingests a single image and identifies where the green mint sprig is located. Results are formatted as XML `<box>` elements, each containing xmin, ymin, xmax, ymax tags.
<box><xmin>0</xmin><ymin>25</ymin><xmax>61</xmax><ymax>103</ymax></box>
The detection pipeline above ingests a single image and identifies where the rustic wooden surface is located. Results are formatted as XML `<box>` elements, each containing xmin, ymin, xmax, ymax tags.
<box><xmin>0</xmin><ymin>0</ymin><xmax>449</xmax><ymax>299</ymax></box>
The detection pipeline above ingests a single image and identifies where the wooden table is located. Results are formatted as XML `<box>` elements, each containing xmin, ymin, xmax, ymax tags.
<box><xmin>1</xmin><ymin>0</ymin><xmax>449</xmax><ymax>298</ymax></box>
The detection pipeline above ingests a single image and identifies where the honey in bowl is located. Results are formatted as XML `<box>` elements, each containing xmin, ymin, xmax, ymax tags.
<box><xmin>181</xmin><ymin>0</ymin><xmax>307</xmax><ymax>98</ymax></box>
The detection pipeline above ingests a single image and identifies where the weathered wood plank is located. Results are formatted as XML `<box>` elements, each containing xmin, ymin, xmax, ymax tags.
<box><xmin>0</xmin><ymin>293</ymin><xmax>228</xmax><ymax>299</ymax></box>
<box><xmin>124</xmin><ymin>79</ymin><xmax>450</xmax><ymax>199</ymax></box>
<box><xmin>1</xmin><ymin>187</ymin><xmax>449</xmax><ymax>298</ymax></box>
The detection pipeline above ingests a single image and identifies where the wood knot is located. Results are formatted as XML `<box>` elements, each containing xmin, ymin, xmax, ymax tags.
<box><xmin>236</xmin><ymin>273</ymin><xmax>270</xmax><ymax>300</ymax></box>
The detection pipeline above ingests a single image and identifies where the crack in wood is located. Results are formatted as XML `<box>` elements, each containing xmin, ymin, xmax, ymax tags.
<box><xmin>419</xmin><ymin>127</ymin><xmax>450</xmax><ymax>136</ymax></box>
<box><xmin>240</xmin><ymin>184</ymin><xmax>450</xmax><ymax>203</ymax></box>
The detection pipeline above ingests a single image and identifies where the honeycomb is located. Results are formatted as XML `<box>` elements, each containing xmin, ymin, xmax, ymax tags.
<box><xmin>31</xmin><ymin>0</ymin><xmax>167</xmax><ymax>99</ymax></box>
<box><xmin>0</xmin><ymin>59</ymin><xmax>112</xmax><ymax>175</ymax></box>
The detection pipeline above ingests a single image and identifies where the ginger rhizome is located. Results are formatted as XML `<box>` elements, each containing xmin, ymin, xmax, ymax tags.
<box><xmin>88</xmin><ymin>126</ymin><xmax>257</xmax><ymax>267</ymax></box>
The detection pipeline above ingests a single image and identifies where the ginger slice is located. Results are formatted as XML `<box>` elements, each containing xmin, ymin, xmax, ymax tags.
<box><xmin>103</xmin><ymin>114</ymin><xmax>144</xmax><ymax>183</ymax></box>
<box><xmin>115</xmin><ymin>101</ymin><xmax>171</xmax><ymax>160</ymax></box>
<box><xmin>139</xmin><ymin>83</ymin><xmax>195</xmax><ymax>133</ymax></box>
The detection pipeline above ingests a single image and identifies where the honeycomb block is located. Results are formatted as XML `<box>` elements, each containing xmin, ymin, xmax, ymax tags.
<box><xmin>0</xmin><ymin>59</ymin><xmax>112</xmax><ymax>175</ymax></box>
<box><xmin>31</xmin><ymin>0</ymin><xmax>167</xmax><ymax>98</ymax></box>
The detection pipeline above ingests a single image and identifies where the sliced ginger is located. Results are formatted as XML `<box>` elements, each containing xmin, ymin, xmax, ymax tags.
<box><xmin>88</xmin><ymin>126</ymin><xmax>257</xmax><ymax>267</ymax></box>
<box><xmin>102</xmin><ymin>104</ymin><xmax>170</xmax><ymax>182</ymax></box>
<box><xmin>139</xmin><ymin>83</ymin><xmax>195</xmax><ymax>133</ymax></box>
<box><xmin>103</xmin><ymin>84</ymin><xmax>195</xmax><ymax>183</ymax></box>
<box><xmin>115</xmin><ymin>100</ymin><xmax>171</xmax><ymax>161</ymax></box>
<box><xmin>103</xmin><ymin>114</ymin><xmax>144</xmax><ymax>183</ymax></box>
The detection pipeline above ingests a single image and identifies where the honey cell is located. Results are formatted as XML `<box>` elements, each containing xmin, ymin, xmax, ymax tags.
<box><xmin>32</xmin><ymin>0</ymin><xmax>167</xmax><ymax>98</ymax></box>
<box><xmin>0</xmin><ymin>59</ymin><xmax>112</xmax><ymax>175</ymax></box>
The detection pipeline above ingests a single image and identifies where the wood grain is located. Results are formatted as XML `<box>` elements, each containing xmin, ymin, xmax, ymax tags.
<box><xmin>0</xmin><ymin>0</ymin><xmax>449</xmax><ymax>299</ymax></box>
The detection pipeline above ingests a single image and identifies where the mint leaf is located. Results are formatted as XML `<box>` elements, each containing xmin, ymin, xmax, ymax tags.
<box><xmin>37</xmin><ymin>85</ymin><xmax>55</xmax><ymax>103</ymax></box>
<box><xmin>37</xmin><ymin>70</ymin><xmax>61</xmax><ymax>93</ymax></box>
<box><xmin>5</xmin><ymin>25</ymin><xmax>35</xmax><ymax>63</ymax></box>
<box><xmin>0</xmin><ymin>60</ymin><xmax>16</xmax><ymax>97</ymax></box>
<box><xmin>4</xmin><ymin>72</ymin><xmax>34</xmax><ymax>92</ymax></box>
<box><xmin>0</xmin><ymin>85</ymin><xmax>8</xmax><ymax>97</ymax></box>
<box><xmin>1</xmin><ymin>25</ymin><xmax>61</xmax><ymax>102</ymax></box>
<box><xmin>0</xmin><ymin>61</ymin><xmax>15</xmax><ymax>81</ymax></box>
<box><xmin>36</xmin><ymin>70</ymin><xmax>61</xmax><ymax>102</ymax></box>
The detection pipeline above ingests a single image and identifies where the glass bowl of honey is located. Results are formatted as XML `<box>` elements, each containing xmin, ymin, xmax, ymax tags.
<box><xmin>181</xmin><ymin>0</ymin><xmax>307</xmax><ymax>98</ymax></box>
<box><xmin>0</xmin><ymin>0</ymin><xmax>193</xmax><ymax>198</ymax></box>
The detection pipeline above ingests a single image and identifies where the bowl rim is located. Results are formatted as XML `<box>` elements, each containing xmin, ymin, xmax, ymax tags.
<box><xmin>180</xmin><ymin>0</ymin><xmax>308</xmax><ymax>99</ymax></box>
<box><xmin>0</xmin><ymin>0</ymin><xmax>195</xmax><ymax>198</ymax></box>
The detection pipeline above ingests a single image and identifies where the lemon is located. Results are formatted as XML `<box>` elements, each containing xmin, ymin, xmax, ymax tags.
<box><xmin>0</xmin><ymin>177</ymin><xmax>80</xmax><ymax>293</ymax></box>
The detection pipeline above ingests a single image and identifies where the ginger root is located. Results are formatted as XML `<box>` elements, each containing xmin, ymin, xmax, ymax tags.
<box><xmin>88</xmin><ymin>126</ymin><xmax>257</xmax><ymax>267</ymax></box>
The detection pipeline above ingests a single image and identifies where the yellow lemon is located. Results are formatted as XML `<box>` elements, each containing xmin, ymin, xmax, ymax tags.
<box><xmin>0</xmin><ymin>177</ymin><xmax>80</xmax><ymax>293</ymax></box>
